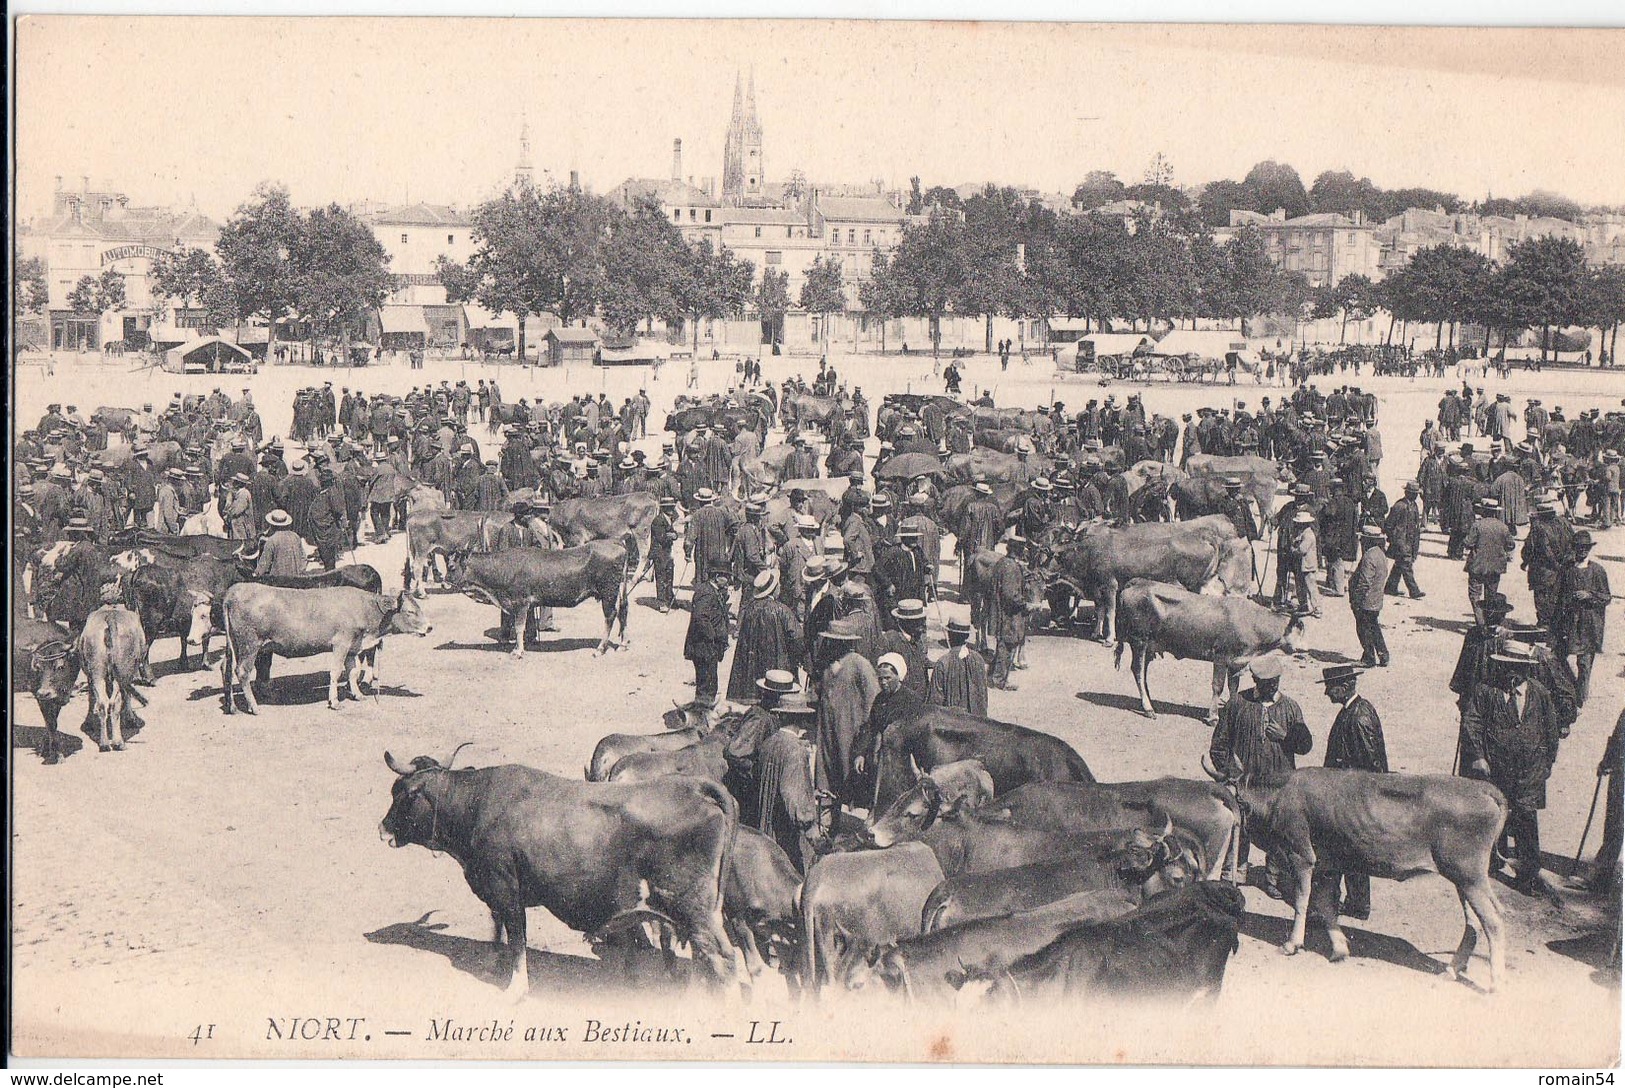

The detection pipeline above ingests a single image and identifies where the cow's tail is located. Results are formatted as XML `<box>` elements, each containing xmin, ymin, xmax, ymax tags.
<box><xmin>401</xmin><ymin>555</ymin><xmax>414</xmax><ymax>595</ymax></box>
<box><xmin>615</xmin><ymin>532</ymin><xmax>639</xmax><ymax>635</ymax></box>
<box><xmin>221</xmin><ymin>599</ymin><xmax>238</xmax><ymax>712</ymax></box>
<box><xmin>1113</xmin><ymin>640</ymin><xmax>1126</xmax><ymax>671</ymax></box>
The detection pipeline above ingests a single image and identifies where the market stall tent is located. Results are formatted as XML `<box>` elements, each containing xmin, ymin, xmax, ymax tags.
<box><xmin>162</xmin><ymin>336</ymin><xmax>254</xmax><ymax>374</ymax></box>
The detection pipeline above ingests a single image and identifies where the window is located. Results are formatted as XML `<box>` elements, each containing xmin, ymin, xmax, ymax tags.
<box><xmin>766</xmin><ymin>251</ymin><xmax>782</xmax><ymax>265</ymax></box>
<box><xmin>754</xmin><ymin>227</ymin><xmax>763</xmax><ymax>238</ymax></box>
<box><xmin>787</xmin><ymin>226</ymin><xmax>794</xmax><ymax>239</ymax></box>
<box><xmin>673</xmin><ymin>209</ymin><xmax>681</xmax><ymax>221</ymax></box>
<box><xmin>690</xmin><ymin>208</ymin><xmax>697</xmax><ymax>221</ymax></box>
<box><xmin>863</xmin><ymin>229</ymin><xmax>872</xmax><ymax>245</ymax></box>
<box><xmin>401</xmin><ymin>234</ymin><xmax>409</xmax><ymax>244</ymax></box>
<box><xmin>848</xmin><ymin>229</ymin><xmax>857</xmax><ymax>244</ymax></box>
<box><xmin>704</xmin><ymin>210</ymin><xmax>712</xmax><ymax>223</ymax></box>
<box><xmin>448</xmin><ymin>234</ymin><xmax>455</xmax><ymax>245</ymax></box>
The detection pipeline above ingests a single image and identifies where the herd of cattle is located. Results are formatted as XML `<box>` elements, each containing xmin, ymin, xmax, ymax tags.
<box><xmin>15</xmin><ymin>386</ymin><xmax>1526</xmax><ymax>1010</ymax></box>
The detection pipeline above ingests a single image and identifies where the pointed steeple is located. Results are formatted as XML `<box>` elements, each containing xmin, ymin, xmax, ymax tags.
<box><xmin>731</xmin><ymin>71</ymin><xmax>744</xmax><ymax>125</ymax></box>
<box><xmin>515</xmin><ymin>111</ymin><xmax>534</xmax><ymax>187</ymax></box>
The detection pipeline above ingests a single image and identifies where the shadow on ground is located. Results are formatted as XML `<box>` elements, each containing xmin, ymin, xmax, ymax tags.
<box><xmin>12</xmin><ymin>724</ymin><xmax>86</xmax><ymax>760</ymax></box>
<box><xmin>188</xmin><ymin>670</ymin><xmax>421</xmax><ymax>706</ymax></box>
<box><xmin>364</xmin><ymin>913</ymin><xmax>694</xmax><ymax>996</ymax></box>
<box><xmin>1076</xmin><ymin>689</ymin><xmax>1209</xmax><ymax>722</ymax></box>
<box><xmin>1240</xmin><ymin>910</ymin><xmax>1454</xmax><ymax>980</ymax></box>
<box><xmin>435</xmin><ymin>637</ymin><xmax>602</xmax><ymax>655</ymax></box>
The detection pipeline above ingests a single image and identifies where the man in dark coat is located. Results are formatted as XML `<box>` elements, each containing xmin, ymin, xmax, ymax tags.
<box><xmin>686</xmin><ymin>489</ymin><xmax>735</xmax><ymax>582</ymax></box>
<box><xmin>1464</xmin><ymin>498</ymin><xmax>1516</xmax><ymax>626</ymax></box>
<box><xmin>875</xmin><ymin>599</ymin><xmax>931</xmax><ymax>701</ymax></box>
<box><xmin>126</xmin><ymin>450</ymin><xmax>157</xmax><ymax>529</ymax></box>
<box><xmin>306</xmin><ymin>468</ymin><xmax>351</xmax><ymax>571</ymax></box>
<box><xmin>684</xmin><ymin>569</ymin><xmax>731</xmax><ymax>708</ymax></box>
<box><xmin>42</xmin><ymin>519</ymin><xmax>113</xmax><ymax>632</ymax></box>
<box><xmin>1442</xmin><ymin>458</ymin><xmax>1478</xmax><ymax>559</ymax></box>
<box><xmin>650</xmin><ymin>497</ymin><xmax>679</xmax><ymax>613</ymax></box>
<box><xmin>281</xmin><ymin>461</ymin><xmax>319</xmax><ymax>544</ymax></box>
<box><xmin>1553</xmin><ymin>530</ymin><xmax>1610</xmax><ymax>707</ymax></box>
<box><xmin>1382</xmin><ymin>481</ymin><xmax>1424</xmax><ymax>598</ymax></box>
<box><xmin>1209</xmin><ymin>654</ymin><xmax>1311</xmax><ymax>898</ymax></box>
<box><xmin>1319</xmin><ymin>478</ymin><xmax>1358</xmax><ymax>596</ymax></box>
<box><xmin>926</xmin><ymin>619</ymin><xmax>989</xmax><ymax>716</ymax></box>
<box><xmin>987</xmin><ymin>536</ymin><xmax>1032</xmax><ymax>691</ymax></box>
<box><xmin>1316</xmin><ymin>664</ymin><xmax>1388</xmax><ymax>920</ymax></box>
<box><xmin>724</xmin><ymin>683</ymin><xmax>822</xmax><ymax>872</ymax></box>
<box><xmin>727</xmin><ymin>569</ymin><xmax>803</xmax><ymax>703</ymax></box>
<box><xmin>816</xmin><ymin>624</ymin><xmax>880</xmax><ymax>817</ymax></box>
<box><xmin>1521</xmin><ymin>500</ymin><xmax>1573</xmax><ymax>631</ymax></box>
<box><xmin>1461</xmin><ymin>647</ymin><xmax>1565</xmax><ymax>896</ymax></box>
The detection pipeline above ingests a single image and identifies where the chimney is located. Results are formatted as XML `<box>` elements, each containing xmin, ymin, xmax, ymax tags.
<box><xmin>54</xmin><ymin>175</ymin><xmax>62</xmax><ymax>191</ymax></box>
<box><xmin>569</xmin><ymin>170</ymin><xmax>580</xmax><ymax>190</ymax></box>
<box><xmin>81</xmin><ymin>174</ymin><xmax>90</xmax><ymax>192</ymax></box>
<box><xmin>672</xmin><ymin>139</ymin><xmax>683</xmax><ymax>183</ymax></box>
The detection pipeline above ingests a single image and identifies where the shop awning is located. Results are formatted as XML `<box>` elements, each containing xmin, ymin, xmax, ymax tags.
<box><xmin>379</xmin><ymin>306</ymin><xmax>429</xmax><ymax>335</ymax></box>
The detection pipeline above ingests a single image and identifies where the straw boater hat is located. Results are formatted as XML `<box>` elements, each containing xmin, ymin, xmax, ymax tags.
<box><xmin>1292</xmin><ymin>509</ymin><xmax>1316</xmax><ymax>524</ymax></box>
<box><xmin>694</xmin><ymin>488</ymin><xmax>717</xmax><ymax>505</ymax></box>
<box><xmin>1031</xmin><ymin>477</ymin><xmax>1053</xmax><ymax>493</ymax></box>
<box><xmin>772</xmin><ymin>691</ymin><xmax>816</xmax><ymax>717</ymax></box>
<box><xmin>1360</xmin><ymin>523</ymin><xmax>1385</xmax><ymax>540</ymax></box>
<box><xmin>822</xmin><ymin>620</ymin><xmax>861</xmax><ymax>643</ymax></box>
<box><xmin>265</xmin><ymin>509</ymin><xmax>293</xmax><ymax>528</ymax></box>
<box><xmin>756</xmin><ymin>669</ymin><xmax>799</xmax><ymax>697</ymax></box>
<box><xmin>892</xmin><ymin>599</ymin><xmax>927</xmax><ymax>623</ymax></box>
<box><xmin>800</xmin><ymin>555</ymin><xmax>831</xmax><ymax>584</ymax></box>
<box><xmin>795</xmin><ymin>514</ymin><xmax>819</xmax><ymax>533</ymax></box>
<box><xmin>753</xmin><ymin>568</ymin><xmax>781</xmax><ymax>599</ymax></box>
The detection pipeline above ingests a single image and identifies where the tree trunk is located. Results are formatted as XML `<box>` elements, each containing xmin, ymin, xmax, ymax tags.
<box><xmin>984</xmin><ymin>313</ymin><xmax>993</xmax><ymax>354</ymax></box>
<box><xmin>691</xmin><ymin>314</ymin><xmax>700</xmax><ymax>357</ymax></box>
<box><xmin>930</xmin><ymin>315</ymin><xmax>941</xmax><ymax>358</ymax></box>
<box><xmin>1434</xmin><ymin>319</ymin><xmax>1443</xmax><ymax>351</ymax></box>
<box><xmin>518</xmin><ymin>315</ymin><xmax>528</xmax><ymax>367</ymax></box>
<box><xmin>1385</xmin><ymin>314</ymin><xmax>1395</xmax><ymax>345</ymax></box>
<box><xmin>1339</xmin><ymin>312</ymin><xmax>1348</xmax><ymax>344</ymax></box>
<box><xmin>1541</xmin><ymin>322</ymin><xmax>1550</xmax><ymax>363</ymax></box>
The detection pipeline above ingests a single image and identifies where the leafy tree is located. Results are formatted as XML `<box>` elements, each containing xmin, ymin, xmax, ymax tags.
<box><xmin>958</xmin><ymin>186</ymin><xmax>1026</xmax><ymax>350</ymax></box>
<box><xmin>1498</xmin><ymin>236</ymin><xmax>1591</xmax><ymax>362</ymax></box>
<box><xmin>533</xmin><ymin>183</ymin><xmax>617</xmax><ymax>325</ymax></box>
<box><xmin>290</xmin><ymin>204</ymin><xmax>393</xmax><ymax>351</ymax></box>
<box><xmin>872</xmin><ymin>209</ymin><xmax>968</xmax><ymax>356</ymax></box>
<box><xmin>216</xmin><ymin>182</ymin><xmax>302</xmax><ymax>359</ymax></box>
<box><xmin>1211</xmin><ymin>225</ymin><xmax>1279</xmax><ymax>328</ymax></box>
<box><xmin>799</xmin><ymin>255</ymin><xmax>846</xmax><ymax>350</ymax></box>
<box><xmin>1381</xmin><ymin>187</ymin><xmax>1463</xmax><ymax>218</ymax></box>
<box><xmin>1478</xmin><ymin>190</ymin><xmax>1585</xmax><ymax>223</ymax></box>
<box><xmin>1314</xmin><ymin>273</ymin><xmax>1381</xmax><ymax>343</ymax></box>
<box><xmin>673</xmin><ymin>239</ymin><xmax>753</xmax><ymax>356</ymax></box>
<box><xmin>150</xmin><ymin>246</ymin><xmax>223</xmax><ymax>319</ymax></box>
<box><xmin>1197</xmin><ymin>179</ymin><xmax>1253</xmax><ymax>228</ymax></box>
<box><xmin>1143</xmin><ymin>152</ymin><xmax>1174</xmax><ymax>188</ymax></box>
<box><xmin>601</xmin><ymin>195</ymin><xmax>686</xmax><ymax>335</ymax></box>
<box><xmin>906</xmin><ymin>176</ymin><xmax>924</xmax><ymax>215</ymax></box>
<box><xmin>755</xmin><ymin>268</ymin><xmax>791</xmax><ymax>345</ymax></box>
<box><xmin>1585</xmin><ymin>265</ymin><xmax>1625</xmax><ymax>366</ymax></box>
<box><xmin>67</xmin><ymin>269</ymin><xmax>125</xmax><ymax>318</ymax></box>
<box><xmin>14</xmin><ymin>253</ymin><xmax>49</xmax><ymax>316</ymax></box>
<box><xmin>1308</xmin><ymin>170</ymin><xmax>1385</xmax><ymax>220</ymax></box>
<box><xmin>1243</xmin><ymin>160</ymin><xmax>1310</xmax><ymax>219</ymax></box>
<box><xmin>1054</xmin><ymin>213</ymin><xmax>1133</xmax><ymax>329</ymax></box>
<box><xmin>1120</xmin><ymin>215</ymin><xmax>1194</xmax><ymax>331</ymax></box>
<box><xmin>921</xmin><ymin>186</ymin><xmax>962</xmax><ymax>212</ymax></box>
<box><xmin>1072</xmin><ymin>170</ymin><xmax>1127</xmax><ymax>211</ymax></box>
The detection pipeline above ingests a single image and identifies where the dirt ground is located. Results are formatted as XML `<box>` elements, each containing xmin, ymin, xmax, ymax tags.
<box><xmin>10</xmin><ymin>349</ymin><xmax>1624</xmax><ymax>1065</ymax></box>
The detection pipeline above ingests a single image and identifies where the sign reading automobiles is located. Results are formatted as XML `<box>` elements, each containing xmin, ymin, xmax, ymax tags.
<box><xmin>101</xmin><ymin>243</ymin><xmax>169</xmax><ymax>265</ymax></box>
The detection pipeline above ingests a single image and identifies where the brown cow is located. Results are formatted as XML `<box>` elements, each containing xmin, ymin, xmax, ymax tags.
<box><xmin>1114</xmin><ymin>577</ymin><xmax>1305</xmax><ymax>722</ymax></box>
<box><xmin>78</xmin><ymin>605</ymin><xmax>150</xmax><ymax>752</ymax></box>
<box><xmin>219</xmin><ymin>585</ymin><xmax>432</xmax><ymax>713</ymax></box>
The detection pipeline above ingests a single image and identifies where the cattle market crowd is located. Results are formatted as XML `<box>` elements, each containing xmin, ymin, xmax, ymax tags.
<box><xmin>12</xmin><ymin>355</ymin><xmax>1625</xmax><ymax>1012</ymax></box>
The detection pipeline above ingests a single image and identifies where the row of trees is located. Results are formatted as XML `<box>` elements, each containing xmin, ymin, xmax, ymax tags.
<box><xmin>1314</xmin><ymin>237</ymin><xmax>1625</xmax><ymax>362</ymax></box>
<box><xmin>863</xmin><ymin>186</ymin><xmax>1310</xmax><ymax>354</ymax></box>
<box><xmin>1069</xmin><ymin>158</ymin><xmax>1595</xmax><ymax>231</ymax></box>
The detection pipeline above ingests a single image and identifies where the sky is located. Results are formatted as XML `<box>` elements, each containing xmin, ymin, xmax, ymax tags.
<box><xmin>14</xmin><ymin>19</ymin><xmax>1625</xmax><ymax>222</ymax></box>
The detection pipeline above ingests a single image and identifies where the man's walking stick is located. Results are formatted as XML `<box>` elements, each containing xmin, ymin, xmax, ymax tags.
<box><xmin>1571</xmin><ymin>771</ymin><xmax>1606</xmax><ymax>878</ymax></box>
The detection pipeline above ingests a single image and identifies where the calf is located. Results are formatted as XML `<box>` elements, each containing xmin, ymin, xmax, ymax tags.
<box><xmin>866</xmin><ymin>784</ymin><xmax>1085</xmax><ymax>877</ymax></box>
<box><xmin>588</xmin><ymin>727</ymin><xmax>707</xmax><ymax>782</ymax></box>
<box><xmin>920</xmin><ymin>827</ymin><xmax>1197</xmax><ymax>933</ymax></box>
<box><xmin>851</xmin><ymin>890</ymin><xmax>1136</xmax><ymax>1002</ymax></box>
<box><xmin>800</xmin><ymin>843</ymin><xmax>944</xmax><ymax>991</ymax></box>
<box><xmin>447</xmin><ymin>536</ymin><xmax>637</xmax><ymax>657</ymax></box>
<box><xmin>987</xmin><ymin>881</ymin><xmax>1246</xmax><ymax>1003</ymax></box>
<box><xmin>871</xmin><ymin>706</ymin><xmax>1093</xmax><ymax>814</ymax></box>
<box><xmin>1114</xmin><ymin>577</ymin><xmax>1303</xmax><ymax>722</ymax></box>
<box><xmin>220</xmin><ymin>585</ymin><xmax>432</xmax><ymax>713</ymax></box>
<box><xmin>607</xmin><ymin>732</ymin><xmax>729</xmax><ymax>785</ymax></box>
<box><xmin>13</xmin><ymin>616</ymin><xmax>83</xmax><ymax>765</ymax></box>
<box><xmin>77</xmin><ymin>606</ymin><xmax>150</xmax><ymax>752</ymax></box>
<box><xmin>725</xmin><ymin>827</ymin><xmax>803</xmax><ymax>982</ymax></box>
<box><xmin>1213</xmin><ymin>763</ymin><xmax>1510</xmax><ymax>991</ymax></box>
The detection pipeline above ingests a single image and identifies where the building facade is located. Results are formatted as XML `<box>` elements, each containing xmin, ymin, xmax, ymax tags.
<box><xmin>1229</xmin><ymin>209</ymin><xmax>1381</xmax><ymax>289</ymax></box>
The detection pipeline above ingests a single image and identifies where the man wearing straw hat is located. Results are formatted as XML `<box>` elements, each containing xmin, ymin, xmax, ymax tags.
<box><xmin>724</xmin><ymin>674</ymin><xmax>822</xmax><ymax>872</ymax></box>
<box><xmin>728</xmin><ymin>569</ymin><xmax>802</xmax><ymax>703</ymax></box>
<box><xmin>255</xmin><ymin>510</ymin><xmax>306</xmax><ymax>577</ymax></box>
<box><xmin>877</xmin><ymin>599</ymin><xmax>931</xmax><ymax>700</ymax></box>
<box><xmin>1461</xmin><ymin>643</ymin><xmax>1565</xmax><ymax>896</ymax></box>
<box><xmin>1348</xmin><ymin>524</ymin><xmax>1391</xmax><ymax>668</ymax></box>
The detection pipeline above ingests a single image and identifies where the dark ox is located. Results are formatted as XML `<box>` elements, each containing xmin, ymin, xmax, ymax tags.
<box><xmin>1208</xmin><ymin>762</ymin><xmax>1510</xmax><ymax>991</ymax></box>
<box><xmin>986</xmin><ymin>881</ymin><xmax>1246</xmax><ymax>1003</ymax></box>
<box><xmin>848</xmin><ymin>890</ymin><xmax>1144</xmax><ymax>1002</ymax></box>
<box><xmin>220</xmin><ymin>585</ymin><xmax>432</xmax><ymax>713</ymax></box>
<box><xmin>14</xmin><ymin>616</ymin><xmax>83</xmax><ymax>765</ymax></box>
<box><xmin>799</xmin><ymin>842</ymin><xmax>944</xmax><ymax>991</ymax></box>
<box><xmin>865</xmin><ymin>789</ymin><xmax>1090</xmax><ymax>878</ymax></box>
<box><xmin>988</xmin><ymin>779</ymin><xmax>1240</xmax><ymax>881</ymax></box>
<box><xmin>944</xmin><ymin>449</ymin><xmax>1057</xmax><ymax>488</ymax></box>
<box><xmin>121</xmin><ymin>555</ymin><xmax>243</xmax><ymax>671</ymax></box>
<box><xmin>109</xmin><ymin>529</ymin><xmax>241</xmax><ymax>561</ymax></box>
<box><xmin>724</xmin><ymin>827</ymin><xmax>803</xmax><ymax>982</ymax></box>
<box><xmin>77</xmin><ymin>606</ymin><xmax>150</xmax><ymax>752</ymax></box>
<box><xmin>963</xmin><ymin>547</ymin><xmax>1050</xmax><ymax>652</ymax></box>
<box><xmin>1114</xmin><ymin>578</ymin><xmax>1304</xmax><ymax>722</ymax></box>
<box><xmin>447</xmin><ymin>536</ymin><xmax>637</xmax><ymax>657</ymax></box>
<box><xmin>920</xmin><ymin>824</ymin><xmax>1199</xmax><ymax>934</ymax></box>
<box><xmin>380</xmin><ymin>752</ymin><xmax>738</xmax><ymax>997</ymax></box>
<box><xmin>1052</xmin><ymin>515</ymin><xmax>1252</xmax><ymax>642</ymax></box>
<box><xmin>871</xmin><ymin>706</ymin><xmax>1094</xmax><ymax>815</ymax></box>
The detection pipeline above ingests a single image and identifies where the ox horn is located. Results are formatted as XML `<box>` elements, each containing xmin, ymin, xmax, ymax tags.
<box><xmin>384</xmin><ymin>750</ymin><xmax>413</xmax><ymax>776</ymax></box>
<box><xmin>443</xmin><ymin>741</ymin><xmax>474</xmax><ymax>771</ymax></box>
<box><xmin>1199</xmin><ymin>753</ymin><xmax>1226</xmax><ymax>783</ymax></box>
<box><xmin>1160</xmin><ymin>816</ymin><xmax>1174</xmax><ymax>841</ymax></box>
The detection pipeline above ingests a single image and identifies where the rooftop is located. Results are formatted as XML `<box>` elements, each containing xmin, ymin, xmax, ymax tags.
<box><xmin>613</xmin><ymin>177</ymin><xmax>720</xmax><ymax>210</ymax></box>
<box><xmin>815</xmin><ymin>195</ymin><xmax>906</xmax><ymax>223</ymax></box>
<box><xmin>364</xmin><ymin>202</ymin><xmax>470</xmax><ymax>227</ymax></box>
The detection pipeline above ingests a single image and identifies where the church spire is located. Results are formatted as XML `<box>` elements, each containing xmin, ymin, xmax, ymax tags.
<box><xmin>515</xmin><ymin>112</ymin><xmax>534</xmax><ymax>188</ymax></box>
